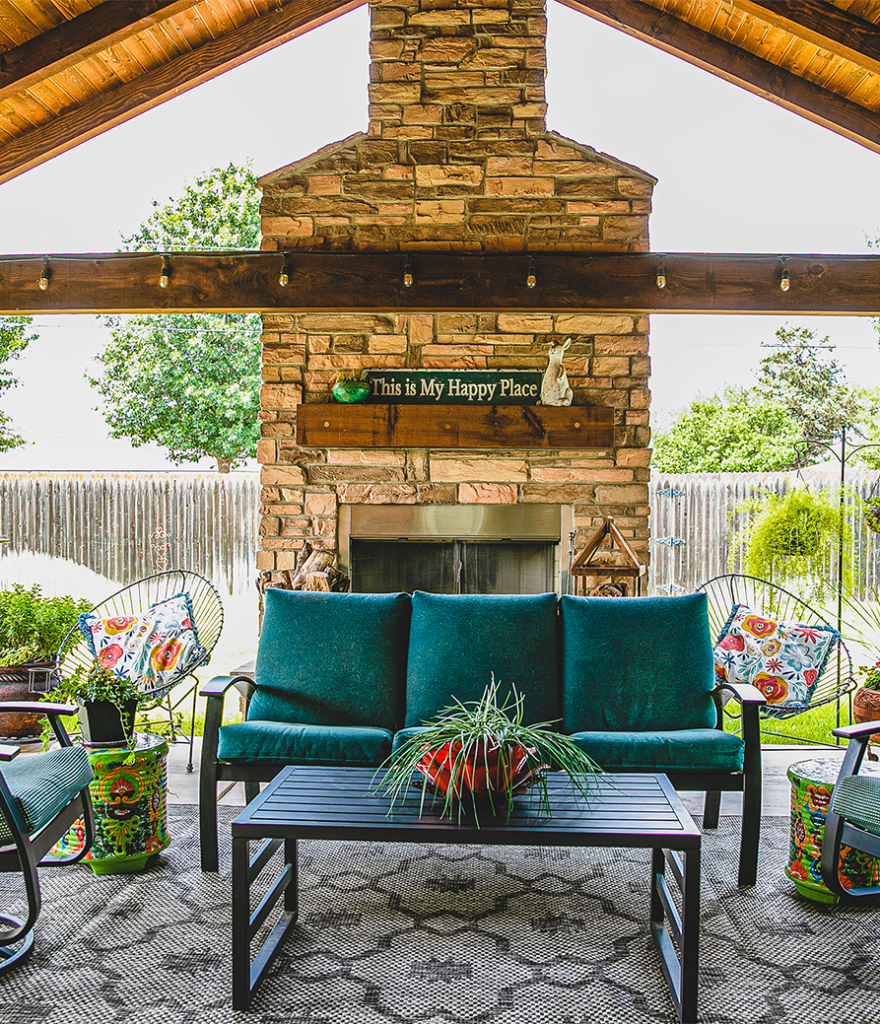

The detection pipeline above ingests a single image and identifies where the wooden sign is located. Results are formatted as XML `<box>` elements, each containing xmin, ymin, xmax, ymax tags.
<box><xmin>366</xmin><ymin>370</ymin><xmax>542</xmax><ymax>405</ymax></box>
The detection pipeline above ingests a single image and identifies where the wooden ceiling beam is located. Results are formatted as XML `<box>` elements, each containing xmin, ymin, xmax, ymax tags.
<box><xmin>1</xmin><ymin>251</ymin><xmax>878</xmax><ymax>315</ymax></box>
<box><xmin>560</xmin><ymin>0</ymin><xmax>880</xmax><ymax>155</ymax></box>
<box><xmin>0</xmin><ymin>0</ymin><xmax>363</xmax><ymax>186</ymax></box>
<box><xmin>728</xmin><ymin>0</ymin><xmax>880</xmax><ymax>78</ymax></box>
<box><xmin>0</xmin><ymin>1</ymin><xmax>204</xmax><ymax>103</ymax></box>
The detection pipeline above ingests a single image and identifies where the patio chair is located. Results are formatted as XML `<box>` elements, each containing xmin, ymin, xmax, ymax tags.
<box><xmin>0</xmin><ymin>701</ymin><xmax>96</xmax><ymax>973</ymax></box>
<box><xmin>697</xmin><ymin>574</ymin><xmax>856</xmax><ymax>743</ymax></box>
<box><xmin>54</xmin><ymin>570</ymin><xmax>225</xmax><ymax>771</ymax></box>
<box><xmin>820</xmin><ymin>720</ymin><xmax>880</xmax><ymax>900</ymax></box>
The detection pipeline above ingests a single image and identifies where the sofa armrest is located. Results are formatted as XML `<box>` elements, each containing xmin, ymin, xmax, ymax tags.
<box><xmin>832</xmin><ymin>720</ymin><xmax>880</xmax><ymax>742</ymax></box>
<box><xmin>199</xmin><ymin>674</ymin><xmax>255</xmax><ymax>702</ymax></box>
<box><xmin>711</xmin><ymin>681</ymin><xmax>766</xmax><ymax>706</ymax></box>
<box><xmin>0</xmin><ymin>700</ymin><xmax>80</xmax><ymax>747</ymax></box>
<box><xmin>0</xmin><ymin>743</ymin><xmax>20</xmax><ymax>762</ymax></box>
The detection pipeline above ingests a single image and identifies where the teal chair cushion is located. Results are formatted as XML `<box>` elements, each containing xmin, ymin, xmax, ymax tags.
<box><xmin>248</xmin><ymin>590</ymin><xmax>411</xmax><ymax>731</ymax></box>
<box><xmin>0</xmin><ymin>745</ymin><xmax>94</xmax><ymax>843</ymax></box>
<box><xmin>568</xmin><ymin>729</ymin><xmax>744</xmax><ymax>772</ymax></box>
<box><xmin>405</xmin><ymin>591</ymin><xmax>560</xmax><ymax>728</ymax></box>
<box><xmin>218</xmin><ymin>721</ymin><xmax>392</xmax><ymax>765</ymax></box>
<box><xmin>561</xmin><ymin>593</ymin><xmax>717</xmax><ymax>733</ymax></box>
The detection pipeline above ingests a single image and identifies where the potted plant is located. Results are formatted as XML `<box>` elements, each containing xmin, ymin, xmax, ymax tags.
<box><xmin>852</xmin><ymin>661</ymin><xmax>880</xmax><ymax>744</ymax></box>
<box><xmin>0</xmin><ymin>584</ymin><xmax>92</xmax><ymax>737</ymax></box>
<box><xmin>331</xmin><ymin>369</ymin><xmax>371</xmax><ymax>404</ymax></box>
<box><xmin>729</xmin><ymin>487</ymin><xmax>845</xmax><ymax>600</ymax></box>
<box><xmin>48</xmin><ymin>659</ymin><xmax>142</xmax><ymax>748</ymax></box>
<box><xmin>375</xmin><ymin>676</ymin><xmax>602</xmax><ymax>824</ymax></box>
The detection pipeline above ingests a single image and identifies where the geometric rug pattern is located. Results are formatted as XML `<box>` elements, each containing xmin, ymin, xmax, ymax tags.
<box><xmin>1</xmin><ymin>807</ymin><xmax>879</xmax><ymax>1023</ymax></box>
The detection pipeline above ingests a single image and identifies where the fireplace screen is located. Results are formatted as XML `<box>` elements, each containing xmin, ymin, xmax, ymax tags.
<box><xmin>351</xmin><ymin>540</ymin><xmax>555</xmax><ymax>595</ymax></box>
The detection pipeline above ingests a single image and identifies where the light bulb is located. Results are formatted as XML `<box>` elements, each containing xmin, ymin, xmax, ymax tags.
<box><xmin>780</xmin><ymin>269</ymin><xmax>790</xmax><ymax>292</ymax></box>
<box><xmin>656</xmin><ymin>266</ymin><xmax>666</xmax><ymax>289</ymax></box>
<box><xmin>38</xmin><ymin>261</ymin><xmax>49</xmax><ymax>290</ymax></box>
<box><xmin>279</xmin><ymin>259</ymin><xmax>289</xmax><ymax>287</ymax></box>
<box><xmin>159</xmin><ymin>257</ymin><xmax>170</xmax><ymax>288</ymax></box>
<box><xmin>526</xmin><ymin>259</ymin><xmax>536</xmax><ymax>288</ymax></box>
<box><xmin>403</xmin><ymin>263</ymin><xmax>413</xmax><ymax>288</ymax></box>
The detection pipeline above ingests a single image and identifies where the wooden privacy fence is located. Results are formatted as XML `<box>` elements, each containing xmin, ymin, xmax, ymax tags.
<box><xmin>651</xmin><ymin>469</ymin><xmax>880</xmax><ymax>597</ymax></box>
<box><xmin>1</xmin><ymin>469</ymin><xmax>879</xmax><ymax>600</ymax></box>
<box><xmin>0</xmin><ymin>472</ymin><xmax>260</xmax><ymax>596</ymax></box>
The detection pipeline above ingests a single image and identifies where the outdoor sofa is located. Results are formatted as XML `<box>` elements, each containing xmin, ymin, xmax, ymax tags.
<box><xmin>199</xmin><ymin>589</ymin><xmax>764</xmax><ymax>884</ymax></box>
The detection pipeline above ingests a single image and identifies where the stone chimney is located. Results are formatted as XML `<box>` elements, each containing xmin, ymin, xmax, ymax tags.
<box><xmin>256</xmin><ymin>0</ymin><xmax>656</xmax><ymax>588</ymax></box>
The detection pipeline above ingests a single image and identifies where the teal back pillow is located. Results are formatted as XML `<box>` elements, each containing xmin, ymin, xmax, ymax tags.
<box><xmin>249</xmin><ymin>590</ymin><xmax>411</xmax><ymax>731</ymax></box>
<box><xmin>405</xmin><ymin>591</ymin><xmax>560</xmax><ymax>728</ymax></box>
<box><xmin>560</xmin><ymin>593</ymin><xmax>716</xmax><ymax>733</ymax></box>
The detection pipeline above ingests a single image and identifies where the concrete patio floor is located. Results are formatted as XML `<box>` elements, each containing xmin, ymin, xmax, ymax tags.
<box><xmin>167</xmin><ymin>737</ymin><xmax>848</xmax><ymax>816</ymax></box>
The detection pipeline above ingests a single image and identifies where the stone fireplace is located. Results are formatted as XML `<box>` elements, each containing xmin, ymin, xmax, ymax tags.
<box><xmin>256</xmin><ymin>0</ymin><xmax>654</xmax><ymax>594</ymax></box>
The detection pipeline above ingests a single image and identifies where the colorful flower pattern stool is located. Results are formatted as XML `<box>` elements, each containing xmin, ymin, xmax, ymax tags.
<box><xmin>786</xmin><ymin>756</ymin><xmax>880</xmax><ymax>903</ymax></box>
<box><xmin>54</xmin><ymin>732</ymin><xmax>169</xmax><ymax>874</ymax></box>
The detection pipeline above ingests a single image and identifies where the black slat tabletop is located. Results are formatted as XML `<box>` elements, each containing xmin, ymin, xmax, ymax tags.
<box><xmin>232</xmin><ymin>766</ymin><xmax>701</xmax><ymax>849</ymax></box>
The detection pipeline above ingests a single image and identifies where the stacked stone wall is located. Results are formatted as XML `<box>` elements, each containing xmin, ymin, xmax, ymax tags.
<box><xmin>256</xmin><ymin>0</ymin><xmax>655</xmax><ymax>580</ymax></box>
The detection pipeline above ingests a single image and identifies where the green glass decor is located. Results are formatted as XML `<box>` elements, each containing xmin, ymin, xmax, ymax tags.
<box><xmin>331</xmin><ymin>380</ymin><xmax>371</xmax><ymax>403</ymax></box>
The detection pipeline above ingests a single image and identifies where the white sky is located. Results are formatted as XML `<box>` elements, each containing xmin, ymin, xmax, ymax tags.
<box><xmin>0</xmin><ymin>2</ymin><xmax>878</xmax><ymax>470</ymax></box>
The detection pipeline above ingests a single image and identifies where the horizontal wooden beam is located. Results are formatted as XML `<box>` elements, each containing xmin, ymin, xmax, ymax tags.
<box><xmin>297</xmin><ymin>404</ymin><xmax>616</xmax><ymax>449</ymax></box>
<box><xmin>561</xmin><ymin>0</ymin><xmax>880</xmax><ymax>156</ymax></box>
<box><xmin>0</xmin><ymin>0</ymin><xmax>362</xmax><ymax>186</ymax></box>
<box><xmin>1</xmin><ymin>251</ymin><xmax>878</xmax><ymax>315</ymax></box>
<box><xmin>0</xmin><ymin>1</ymin><xmax>202</xmax><ymax>103</ymax></box>
<box><xmin>728</xmin><ymin>0</ymin><xmax>880</xmax><ymax>78</ymax></box>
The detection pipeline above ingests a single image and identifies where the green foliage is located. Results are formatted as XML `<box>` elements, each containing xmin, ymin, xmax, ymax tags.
<box><xmin>88</xmin><ymin>163</ymin><xmax>261</xmax><ymax>472</ymax></box>
<box><xmin>0</xmin><ymin>585</ymin><xmax>92</xmax><ymax>665</ymax></box>
<box><xmin>0</xmin><ymin>315</ymin><xmax>37</xmax><ymax>452</ymax></box>
<box><xmin>756</xmin><ymin>326</ymin><xmax>866</xmax><ymax>453</ymax></box>
<box><xmin>857</xmin><ymin>661</ymin><xmax>880</xmax><ymax>691</ymax></box>
<box><xmin>652</xmin><ymin>387</ymin><xmax>802</xmax><ymax>473</ymax></box>
<box><xmin>729</xmin><ymin>488</ymin><xmax>845</xmax><ymax>600</ymax></box>
<box><xmin>375</xmin><ymin>675</ymin><xmax>601</xmax><ymax>825</ymax></box>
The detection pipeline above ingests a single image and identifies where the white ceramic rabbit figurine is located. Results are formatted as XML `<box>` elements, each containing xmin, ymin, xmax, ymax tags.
<box><xmin>541</xmin><ymin>338</ymin><xmax>573</xmax><ymax>406</ymax></box>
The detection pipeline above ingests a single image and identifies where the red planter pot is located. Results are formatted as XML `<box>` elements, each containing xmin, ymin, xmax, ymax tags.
<box><xmin>416</xmin><ymin>741</ymin><xmax>537</xmax><ymax>800</ymax></box>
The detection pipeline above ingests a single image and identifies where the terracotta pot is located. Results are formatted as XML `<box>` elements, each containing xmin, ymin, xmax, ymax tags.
<box><xmin>0</xmin><ymin>660</ymin><xmax>55</xmax><ymax>738</ymax></box>
<box><xmin>852</xmin><ymin>686</ymin><xmax>880</xmax><ymax>744</ymax></box>
<box><xmin>416</xmin><ymin>741</ymin><xmax>537</xmax><ymax>800</ymax></box>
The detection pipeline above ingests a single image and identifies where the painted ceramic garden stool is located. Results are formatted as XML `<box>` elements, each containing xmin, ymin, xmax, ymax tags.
<box><xmin>55</xmin><ymin>732</ymin><xmax>170</xmax><ymax>874</ymax></box>
<box><xmin>786</xmin><ymin>756</ymin><xmax>880</xmax><ymax>903</ymax></box>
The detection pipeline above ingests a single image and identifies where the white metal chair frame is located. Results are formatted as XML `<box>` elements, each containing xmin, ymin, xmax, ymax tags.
<box><xmin>54</xmin><ymin>570</ymin><xmax>224</xmax><ymax>770</ymax></box>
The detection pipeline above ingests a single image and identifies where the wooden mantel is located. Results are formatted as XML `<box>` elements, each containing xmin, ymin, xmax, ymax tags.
<box><xmin>1</xmin><ymin>251</ymin><xmax>879</xmax><ymax>315</ymax></box>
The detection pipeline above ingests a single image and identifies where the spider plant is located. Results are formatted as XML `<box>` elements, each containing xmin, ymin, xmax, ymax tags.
<box><xmin>374</xmin><ymin>675</ymin><xmax>603</xmax><ymax>825</ymax></box>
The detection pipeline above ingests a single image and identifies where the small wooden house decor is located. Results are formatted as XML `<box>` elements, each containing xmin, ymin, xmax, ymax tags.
<box><xmin>570</xmin><ymin>516</ymin><xmax>646</xmax><ymax>597</ymax></box>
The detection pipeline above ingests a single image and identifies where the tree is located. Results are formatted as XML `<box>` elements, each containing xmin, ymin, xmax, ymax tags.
<box><xmin>88</xmin><ymin>163</ymin><xmax>261</xmax><ymax>472</ymax></box>
<box><xmin>652</xmin><ymin>387</ymin><xmax>803</xmax><ymax>474</ymax></box>
<box><xmin>0</xmin><ymin>316</ymin><xmax>38</xmax><ymax>453</ymax></box>
<box><xmin>755</xmin><ymin>326</ymin><xmax>865</xmax><ymax>448</ymax></box>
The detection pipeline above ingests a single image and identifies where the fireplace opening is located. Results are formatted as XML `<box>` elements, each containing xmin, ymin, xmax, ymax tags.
<box><xmin>339</xmin><ymin>505</ymin><xmax>571</xmax><ymax>596</ymax></box>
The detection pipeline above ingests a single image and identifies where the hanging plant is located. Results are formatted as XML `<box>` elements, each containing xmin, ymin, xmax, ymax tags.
<box><xmin>728</xmin><ymin>487</ymin><xmax>846</xmax><ymax>601</ymax></box>
<box><xmin>863</xmin><ymin>496</ymin><xmax>880</xmax><ymax>535</ymax></box>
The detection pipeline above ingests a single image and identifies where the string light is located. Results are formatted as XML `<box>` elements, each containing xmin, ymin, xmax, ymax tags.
<box><xmin>278</xmin><ymin>254</ymin><xmax>289</xmax><ymax>287</ymax></box>
<box><xmin>38</xmin><ymin>258</ymin><xmax>49</xmax><ymax>291</ymax></box>
<box><xmin>655</xmin><ymin>256</ymin><xmax>666</xmax><ymax>290</ymax></box>
<box><xmin>526</xmin><ymin>257</ymin><xmax>537</xmax><ymax>289</ymax></box>
<box><xmin>779</xmin><ymin>255</ymin><xmax>790</xmax><ymax>292</ymax></box>
<box><xmin>159</xmin><ymin>255</ymin><xmax>170</xmax><ymax>288</ymax></box>
<box><xmin>403</xmin><ymin>258</ymin><xmax>413</xmax><ymax>289</ymax></box>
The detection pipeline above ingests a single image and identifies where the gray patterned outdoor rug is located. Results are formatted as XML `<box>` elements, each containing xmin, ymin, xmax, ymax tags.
<box><xmin>1</xmin><ymin>807</ymin><xmax>878</xmax><ymax>1023</ymax></box>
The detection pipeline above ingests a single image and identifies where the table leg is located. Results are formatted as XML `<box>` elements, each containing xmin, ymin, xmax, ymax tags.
<box><xmin>651</xmin><ymin>847</ymin><xmax>700</xmax><ymax>1024</ymax></box>
<box><xmin>231</xmin><ymin>836</ymin><xmax>250</xmax><ymax>1010</ymax></box>
<box><xmin>679</xmin><ymin>848</ymin><xmax>700</xmax><ymax>1024</ymax></box>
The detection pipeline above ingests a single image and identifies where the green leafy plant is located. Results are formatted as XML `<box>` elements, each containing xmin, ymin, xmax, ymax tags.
<box><xmin>333</xmin><ymin>369</ymin><xmax>368</xmax><ymax>383</ymax></box>
<box><xmin>856</xmin><ymin>661</ymin><xmax>880</xmax><ymax>691</ymax></box>
<box><xmin>375</xmin><ymin>676</ymin><xmax>602</xmax><ymax>825</ymax></box>
<box><xmin>47</xmin><ymin>659</ymin><xmax>144</xmax><ymax>748</ymax></box>
<box><xmin>0</xmin><ymin>584</ymin><xmax>92</xmax><ymax>665</ymax></box>
<box><xmin>728</xmin><ymin>488</ymin><xmax>845</xmax><ymax>600</ymax></box>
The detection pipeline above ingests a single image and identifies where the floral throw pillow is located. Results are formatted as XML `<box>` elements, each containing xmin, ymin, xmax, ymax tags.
<box><xmin>713</xmin><ymin>603</ymin><xmax>839</xmax><ymax>712</ymax></box>
<box><xmin>78</xmin><ymin>592</ymin><xmax>206</xmax><ymax>695</ymax></box>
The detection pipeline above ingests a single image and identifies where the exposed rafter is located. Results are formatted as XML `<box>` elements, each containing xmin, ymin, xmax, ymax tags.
<box><xmin>1</xmin><ymin>251</ymin><xmax>878</xmax><ymax>315</ymax></box>
<box><xmin>560</xmin><ymin>0</ymin><xmax>880</xmax><ymax>155</ymax></box>
<box><xmin>0</xmin><ymin>0</ymin><xmax>362</xmax><ymax>186</ymax></box>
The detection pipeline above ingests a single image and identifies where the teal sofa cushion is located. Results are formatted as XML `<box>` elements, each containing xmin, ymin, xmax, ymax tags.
<box><xmin>560</xmin><ymin>593</ymin><xmax>716</xmax><ymax>733</ymax></box>
<box><xmin>0</xmin><ymin>745</ymin><xmax>94</xmax><ymax>843</ymax></box>
<box><xmin>568</xmin><ymin>729</ymin><xmax>744</xmax><ymax>773</ymax></box>
<box><xmin>218</xmin><ymin>720</ymin><xmax>392</xmax><ymax>765</ymax></box>
<box><xmin>405</xmin><ymin>591</ymin><xmax>560</xmax><ymax>728</ymax></box>
<box><xmin>248</xmin><ymin>590</ymin><xmax>411</xmax><ymax>731</ymax></box>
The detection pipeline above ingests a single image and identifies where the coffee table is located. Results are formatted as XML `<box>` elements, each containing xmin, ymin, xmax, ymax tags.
<box><xmin>231</xmin><ymin>765</ymin><xmax>701</xmax><ymax>1021</ymax></box>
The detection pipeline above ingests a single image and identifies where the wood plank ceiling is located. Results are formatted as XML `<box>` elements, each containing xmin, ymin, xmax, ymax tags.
<box><xmin>1</xmin><ymin>0</ymin><xmax>880</xmax><ymax>188</ymax></box>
